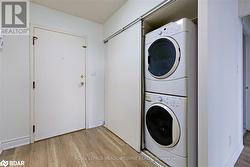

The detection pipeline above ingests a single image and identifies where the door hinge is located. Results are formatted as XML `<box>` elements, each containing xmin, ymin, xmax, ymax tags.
<box><xmin>33</xmin><ymin>81</ymin><xmax>35</xmax><ymax>89</ymax></box>
<box><xmin>33</xmin><ymin>36</ymin><xmax>38</xmax><ymax>45</ymax></box>
<box><xmin>33</xmin><ymin>125</ymin><xmax>35</xmax><ymax>133</ymax></box>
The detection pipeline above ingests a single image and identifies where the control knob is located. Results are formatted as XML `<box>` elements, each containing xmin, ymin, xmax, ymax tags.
<box><xmin>158</xmin><ymin>96</ymin><xmax>163</xmax><ymax>102</ymax></box>
<box><xmin>158</xmin><ymin>30</ymin><xmax>163</xmax><ymax>35</ymax></box>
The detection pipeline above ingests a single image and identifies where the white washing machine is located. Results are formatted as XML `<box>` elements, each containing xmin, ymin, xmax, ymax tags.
<box><xmin>145</xmin><ymin>92</ymin><xmax>187</xmax><ymax>167</ymax></box>
<box><xmin>145</xmin><ymin>18</ymin><xmax>197</xmax><ymax>97</ymax></box>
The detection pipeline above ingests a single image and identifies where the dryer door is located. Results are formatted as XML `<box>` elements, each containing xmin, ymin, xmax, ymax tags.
<box><xmin>148</xmin><ymin>37</ymin><xmax>180</xmax><ymax>79</ymax></box>
<box><xmin>146</xmin><ymin>103</ymin><xmax>180</xmax><ymax>147</ymax></box>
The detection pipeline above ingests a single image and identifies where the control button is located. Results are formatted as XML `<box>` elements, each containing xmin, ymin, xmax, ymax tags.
<box><xmin>158</xmin><ymin>96</ymin><xmax>163</xmax><ymax>102</ymax></box>
<box><xmin>158</xmin><ymin>30</ymin><xmax>163</xmax><ymax>35</ymax></box>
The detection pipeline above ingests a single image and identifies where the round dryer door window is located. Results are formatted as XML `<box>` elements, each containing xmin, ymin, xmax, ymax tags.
<box><xmin>146</xmin><ymin>104</ymin><xmax>180</xmax><ymax>147</ymax></box>
<box><xmin>148</xmin><ymin>37</ymin><xmax>180</xmax><ymax>79</ymax></box>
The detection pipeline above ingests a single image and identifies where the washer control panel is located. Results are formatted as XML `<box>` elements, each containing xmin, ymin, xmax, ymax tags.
<box><xmin>145</xmin><ymin>93</ymin><xmax>186</xmax><ymax>109</ymax></box>
<box><xmin>162</xmin><ymin>96</ymin><xmax>180</xmax><ymax>108</ymax></box>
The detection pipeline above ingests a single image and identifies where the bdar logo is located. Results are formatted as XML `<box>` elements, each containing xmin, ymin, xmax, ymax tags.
<box><xmin>0</xmin><ymin>160</ymin><xmax>8</xmax><ymax>167</ymax></box>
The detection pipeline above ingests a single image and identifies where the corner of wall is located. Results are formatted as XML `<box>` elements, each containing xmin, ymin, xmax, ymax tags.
<box><xmin>88</xmin><ymin>120</ymin><xmax>105</xmax><ymax>129</ymax></box>
<box><xmin>225</xmin><ymin>144</ymin><xmax>244</xmax><ymax>167</ymax></box>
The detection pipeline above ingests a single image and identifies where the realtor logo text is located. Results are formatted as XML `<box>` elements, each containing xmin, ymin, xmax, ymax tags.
<box><xmin>1</xmin><ymin>0</ymin><xmax>29</xmax><ymax>35</ymax></box>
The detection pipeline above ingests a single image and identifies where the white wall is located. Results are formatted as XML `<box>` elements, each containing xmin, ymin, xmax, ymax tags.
<box><xmin>1</xmin><ymin>35</ymin><xmax>30</xmax><ymax>149</ymax></box>
<box><xmin>198</xmin><ymin>0</ymin><xmax>243</xmax><ymax>166</ymax></box>
<box><xmin>30</xmin><ymin>3</ymin><xmax>105</xmax><ymax>129</ymax></box>
<box><xmin>1</xmin><ymin>3</ymin><xmax>105</xmax><ymax>150</ymax></box>
<box><xmin>104</xmin><ymin>0</ymin><xmax>165</xmax><ymax>38</ymax></box>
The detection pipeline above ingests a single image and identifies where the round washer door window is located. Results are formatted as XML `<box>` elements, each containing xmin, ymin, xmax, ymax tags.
<box><xmin>148</xmin><ymin>37</ymin><xmax>180</xmax><ymax>79</ymax></box>
<box><xmin>146</xmin><ymin>104</ymin><xmax>180</xmax><ymax>147</ymax></box>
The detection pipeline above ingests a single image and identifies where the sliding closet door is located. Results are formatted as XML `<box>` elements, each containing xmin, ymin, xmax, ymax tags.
<box><xmin>105</xmin><ymin>21</ymin><xmax>142</xmax><ymax>152</ymax></box>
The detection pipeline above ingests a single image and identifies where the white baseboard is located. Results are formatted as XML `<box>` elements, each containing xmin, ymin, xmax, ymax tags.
<box><xmin>225</xmin><ymin>144</ymin><xmax>244</xmax><ymax>167</ymax></box>
<box><xmin>2</xmin><ymin>136</ymin><xmax>30</xmax><ymax>151</ymax></box>
<box><xmin>140</xmin><ymin>151</ymin><xmax>167</xmax><ymax>167</ymax></box>
<box><xmin>0</xmin><ymin>142</ymin><xmax>2</xmax><ymax>154</ymax></box>
<box><xmin>88</xmin><ymin>120</ymin><xmax>104</xmax><ymax>129</ymax></box>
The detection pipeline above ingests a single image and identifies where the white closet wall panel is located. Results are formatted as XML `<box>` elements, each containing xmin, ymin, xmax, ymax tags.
<box><xmin>105</xmin><ymin>21</ymin><xmax>142</xmax><ymax>152</ymax></box>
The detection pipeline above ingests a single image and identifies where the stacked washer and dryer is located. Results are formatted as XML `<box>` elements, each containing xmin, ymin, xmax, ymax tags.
<box><xmin>144</xmin><ymin>18</ymin><xmax>197</xmax><ymax>167</ymax></box>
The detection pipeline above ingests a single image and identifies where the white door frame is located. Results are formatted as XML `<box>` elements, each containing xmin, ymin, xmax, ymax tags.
<box><xmin>29</xmin><ymin>25</ymin><xmax>88</xmax><ymax>143</ymax></box>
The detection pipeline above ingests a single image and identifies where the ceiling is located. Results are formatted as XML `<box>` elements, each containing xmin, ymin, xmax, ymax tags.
<box><xmin>31</xmin><ymin>0</ymin><xmax>127</xmax><ymax>23</ymax></box>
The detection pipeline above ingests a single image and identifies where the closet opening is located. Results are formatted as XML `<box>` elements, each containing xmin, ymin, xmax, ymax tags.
<box><xmin>238</xmin><ymin>15</ymin><xmax>250</xmax><ymax>165</ymax></box>
<box><xmin>140</xmin><ymin>0</ymin><xmax>198</xmax><ymax>166</ymax></box>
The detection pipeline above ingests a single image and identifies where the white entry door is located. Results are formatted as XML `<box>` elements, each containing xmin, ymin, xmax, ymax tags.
<box><xmin>33</xmin><ymin>28</ymin><xmax>86</xmax><ymax>141</ymax></box>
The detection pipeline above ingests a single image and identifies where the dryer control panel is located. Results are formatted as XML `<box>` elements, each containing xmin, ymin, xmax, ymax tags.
<box><xmin>145</xmin><ymin>18</ymin><xmax>195</xmax><ymax>44</ymax></box>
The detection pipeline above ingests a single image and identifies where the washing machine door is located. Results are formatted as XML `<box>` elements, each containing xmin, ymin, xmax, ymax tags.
<box><xmin>146</xmin><ymin>103</ymin><xmax>180</xmax><ymax>147</ymax></box>
<box><xmin>148</xmin><ymin>37</ymin><xmax>180</xmax><ymax>79</ymax></box>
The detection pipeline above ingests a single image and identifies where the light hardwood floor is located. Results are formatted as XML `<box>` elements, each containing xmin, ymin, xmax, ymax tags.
<box><xmin>0</xmin><ymin>127</ymin><xmax>155</xmax><ymax>167</ymax></box>
<box><xmin>235</xmin><ymin>131</ymin><xmax>250</xmax><ymax>167</ymax></box>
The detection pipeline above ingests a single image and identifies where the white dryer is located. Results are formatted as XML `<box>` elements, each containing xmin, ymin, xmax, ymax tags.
<box><xmin>145</xmin><ymin>18</ymin><xmax>197</xmax><ymax>97</ymax></box>
<box><xmin>144</xmin><ymin>92</ymin><xmax>187</xmax><ymax>167</ymax></box>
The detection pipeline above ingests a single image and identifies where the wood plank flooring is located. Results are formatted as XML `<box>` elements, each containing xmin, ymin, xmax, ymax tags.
<box><xmin>0</xmin><ymin>126</ymin><xmax>155</xmax><ymax>167</ymax></box>
<box><xmin>235</xmin><ymin>131</ymin><xmax>250</xmax><ymax>167</ymax></box>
